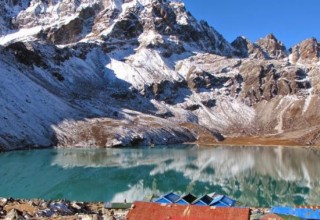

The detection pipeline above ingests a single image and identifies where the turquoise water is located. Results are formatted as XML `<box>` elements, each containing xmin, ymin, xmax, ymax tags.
<box><xmin>0</xmin><ymin>145</ymin><xmax>320</xmax><ymax>207</ymax></box>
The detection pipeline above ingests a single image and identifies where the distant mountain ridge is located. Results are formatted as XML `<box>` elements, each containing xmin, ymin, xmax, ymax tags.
<box><xmin>1</xmin><ymin>0</ymin><xmax>320</xmax><ymax>150</ymax></box>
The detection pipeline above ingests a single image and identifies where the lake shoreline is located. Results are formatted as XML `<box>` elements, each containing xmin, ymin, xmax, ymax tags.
<box><xmin>0</xmin><ymin>197</ymin><xmax>270</xmax><ymax>220</ymax></box>
<box><xmin>0</xmin><ymin>136</ymin><xmax>318</xmax><ymax>153</ymax></box>
<box><xmin>194</xmin><ymin>135</ymin><xmax>318</xmax><ymax>148</ymax></box>
<box><xmin>0</xmin><ymin>197</ymin><xmax>129</xmax><ymax>220</ymax></box>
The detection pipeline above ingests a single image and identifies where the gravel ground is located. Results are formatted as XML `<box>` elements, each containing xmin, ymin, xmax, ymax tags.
<box><xmin>0</xmin><ymin>197</ymin><xmax>128</xmax><ymax>220</ymax></box>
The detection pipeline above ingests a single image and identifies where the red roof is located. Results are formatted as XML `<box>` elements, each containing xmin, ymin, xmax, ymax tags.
<box><xmin>126</xmin><ymin>202</ymin><xmax>250</xmax><ymax>220</ymax></box>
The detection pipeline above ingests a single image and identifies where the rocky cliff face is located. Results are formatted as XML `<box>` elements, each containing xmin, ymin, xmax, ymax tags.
<box><xmin>1</xmin><ymin>0</ymin><xmax>320</xmax><ymax>150</ymax></box>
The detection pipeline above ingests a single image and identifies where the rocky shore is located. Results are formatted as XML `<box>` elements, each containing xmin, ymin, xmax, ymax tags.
<box><xmin>0</xmin><ymin>197</ymin><xmax>128</xmax><ymax>220</ymax></box>
<box><xmin>0</xmin><ymin>197</ymin><xmax>275</xmax><ymax>220</ymax></box>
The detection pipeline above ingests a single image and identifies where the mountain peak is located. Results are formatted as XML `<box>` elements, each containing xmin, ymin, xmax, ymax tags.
<box><xmin>256</xmin><ymin>33</ymin><xmax>287</xmax><ymax>59</ymax></box>
<box><xmin>265</xmin><ymin>33</ymin><xmax>277</xmax><ymax>40</ymax></box>
<box><xmin>290</xmin><ymin>37</ymin><xmax>319</xmax><ymax>63</ymax></box>
<box><xmin>231</xmin><ymin>33</ymin><xmax>288</xmax><ymax>59</ymax></box>
<box><xmin>0</xmin><ymin>0</ymin><xmax>233</xmax><ymax>56</ymax></box>
<box><xmin>231</xmin><ymin>36</ymin><xmax>266</xmax><ymax>59</ymax></box>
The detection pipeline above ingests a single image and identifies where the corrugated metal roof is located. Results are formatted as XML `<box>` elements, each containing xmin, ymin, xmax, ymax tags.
<box><xmin>126</xmin><ymin>202</ymin><xmax>250</xmax><ymax>220</ymax></box>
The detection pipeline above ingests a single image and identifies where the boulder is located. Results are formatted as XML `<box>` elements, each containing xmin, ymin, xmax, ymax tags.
<box><xmin>5</xmin><ymin>209</ymin><xmax>23</xmax><ymax>220</ymax></box>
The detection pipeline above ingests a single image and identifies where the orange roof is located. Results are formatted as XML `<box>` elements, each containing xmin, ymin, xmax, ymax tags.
<box><xmin>126</xmin><ymin>202</ymin><xmax>250</xmax><ymax>220</ymax></box>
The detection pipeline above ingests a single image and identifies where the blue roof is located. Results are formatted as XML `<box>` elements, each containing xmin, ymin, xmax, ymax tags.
<box><xmin>192</xmin><ymin>195</ymin><xmax>213</xmax><ymax>206</ymax></box>
<box><xmin>220</xmin><ymin>196</ymin><xmax>236</xmax><ymax>206</ymax></box>
<box><xmin>209</xmin><ymin>195</ymin><xmax>236</xmax><ymax>207</ymax></box>
<box><xmin>154</xmin><ymin>192</ymin><xmax>236</xmax><ymax>207</ymax></box>
<box><xmin>193</xmin><ymin>200</ymin><xmax>207</xmax><ymax>206</ymax></box>
<box><xmin>272</xmin><ymin>206</ymin><xmax>320</xmax><ymax>219</ymax></box>
<box><xmin>165</xmin><ymin>192</ymin><xmax>180</xmax><ymax>203</ymax></box>
<box><xmin>176</xmin><ymin>199</ymin><xmax>190</xmax><ymax>205</ymax></box>
<box><xmin>200</xmin><ymin>195</ymin><xmax>213</xmax><ymax>205</ymax></box>
<box><xmin>154</xmin><ymin>192</ymin><xmax>180</xmax><ymax>204</ymax></box>
<box><xmin>175</xmin><ymin>193</ymin><xmax>197</xmax><ymax>205</ymax></box>
<box><xmin>154</xmin><ymin>198</ymin><xmax>172</xmax><ymax>204</ymax></box>
<box><xmin>209</xmin><ymin>195</ymin><xmax>224</xmax><ymax>205</ymax></box>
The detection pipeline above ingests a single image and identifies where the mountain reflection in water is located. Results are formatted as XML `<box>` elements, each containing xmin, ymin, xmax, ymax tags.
<box><xmin>1</xmin><ymin>145</ymin><xmax>320</xmax><ymax>207</ymax></box>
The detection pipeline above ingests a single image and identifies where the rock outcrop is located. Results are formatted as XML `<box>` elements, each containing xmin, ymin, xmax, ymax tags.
<box><xmin>232</xmin><ymin>34</ymin><xmax>287</xmax><ymax>59</ymax></box>
<box><xmin>256</xmin><ymin>34</ymin><xmax>287</xmax><ymax>59</ymax></box>
<box><xmin>290</xmin><ymin>38</ymin><xmax>320</xmax><ymax>63</ymax></box>
<box><xmin>231</xmin><ymin>36</ymin><xmax>266</xmax><ymax>59</ymax></box>
<box><xmin>0</xmin><ymin>0</ymin><xmax>320</xmax><ymax>150</ymax></box>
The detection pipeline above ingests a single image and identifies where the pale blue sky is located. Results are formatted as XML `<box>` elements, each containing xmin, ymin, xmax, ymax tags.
<box><xmin>182</xmin><ymin>0</ymin><xmax>320</xmax><ymax>48</ymax></box>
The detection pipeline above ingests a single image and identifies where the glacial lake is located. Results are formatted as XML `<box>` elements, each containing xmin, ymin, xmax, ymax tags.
<box><xmin>0</xmin><ymin>145</ymin><xmax>320</xmax><ymax>207</ymax></box>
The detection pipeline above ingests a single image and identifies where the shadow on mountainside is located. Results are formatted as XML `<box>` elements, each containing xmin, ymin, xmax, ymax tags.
<box><xmin>0</xmin><ymin>41</ymin><xmax>199</xmax><ymax>150</ymax></box>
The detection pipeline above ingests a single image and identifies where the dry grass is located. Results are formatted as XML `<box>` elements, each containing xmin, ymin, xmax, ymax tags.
<box><xmin>218</xmin><ymin>136</ymin><xmax>301</xmax><ymax>147</ymax></box>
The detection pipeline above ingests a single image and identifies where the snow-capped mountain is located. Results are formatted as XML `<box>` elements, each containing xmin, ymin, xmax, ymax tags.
<box><xmin>1</xmin><ymin>0</ymin><xmax>320</xmax><ymax>150</ymax></box>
